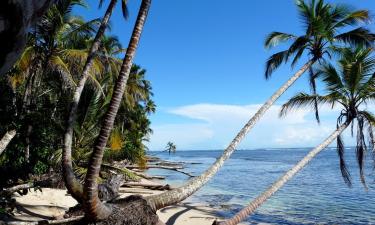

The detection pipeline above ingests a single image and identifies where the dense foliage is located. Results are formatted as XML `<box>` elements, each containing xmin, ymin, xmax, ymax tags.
<box><xmin>0</xmin><ymin>0</ymin><xmax>155</xmax><ymax>185</ymax></box>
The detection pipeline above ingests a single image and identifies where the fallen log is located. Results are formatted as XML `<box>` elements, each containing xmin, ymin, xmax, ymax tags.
<box><xmin>101</xmin><ymin>163</ymin><xmax>165</xmax><ymax>180</ymax></box>
<box><xmin>126</xmin><ymin>165</ymin><xmax>183</xmax><ymax>170</ymax></box>
<box><xmin>122</xmin><ymin>183</ymin><xmax>171</xmax><ymax>191</ymax></box>
<box><xmin>126</xmin><ymin>165</ymin><xmax>195</xmax><ymax>177</ymax></box>
<box><xmin>132</xmin><ymin>172</ymin><xmax>165</xmax><ymax>180</ymax></box>
<box><xmin>174</xmin><ymin>169</ymin><xmax>195</xmax><ymax>178</ymax></box>
<box><xmin>1</xmin><ymin>177</ymin><xmax>57</xmax><ymax>197</ymax></box>
<box><xmin>100</xmin><ymin>163</ymin><xmax>140</xmax><ymax>181</ymax></box>
<box><xmin>1</xmin><ymin>183</ymin><xmax>33</xmax><ymax>196</ymax></box>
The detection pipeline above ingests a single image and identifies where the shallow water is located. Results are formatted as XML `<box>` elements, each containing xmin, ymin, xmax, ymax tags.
<box><xmin>149</xmin><ymin>148</ymin><xmax>375</xmax><ymax>225</ymax></box>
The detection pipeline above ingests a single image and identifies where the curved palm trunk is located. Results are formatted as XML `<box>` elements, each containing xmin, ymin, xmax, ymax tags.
<box><xmin>0</xmin><ymin>130</ymin><xmax>16</xmax><ymax>155</ymax></box>
<box><xmin>146</xmin><ymin>59</ymin><xmax>316</xmax><ymax>210</ymax></box>
<box><xmin>216</xmin><ymin>123</ymin><xmax>349</xmax><ymax>225</ymax></box>
<box><xmin>83</xmin><ymin>0</ymin><xmax>152</xmax><ymax>220</ymax></box>
<box><xmin>62</xmin><ymin>0</ymin><xmax>118</xmax><ymax>203</ymax></box>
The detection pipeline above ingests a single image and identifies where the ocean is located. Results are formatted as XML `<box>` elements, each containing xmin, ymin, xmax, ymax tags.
<box><xmin>148</xmin><ymin>148</ymin><xmax>375</xmax><ymax>225</ymax></box>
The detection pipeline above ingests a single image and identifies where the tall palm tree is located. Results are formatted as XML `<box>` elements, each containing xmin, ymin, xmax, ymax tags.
<box><xmin>145</xmin><ymin>0</ymin><xmax>374</xmax><ymax>211</ymax></box>
<box><xmin>62</xmin><ymin>0</ymin><xmax>129</xmax><ymax>202</ymax></box>
<box><xmin>216</xmin><ymin>46</ymin><xmax>375</xmax><ymax>225</ymax></box>
<box><xmin>83</xmin><ymin>0</ymin><xmax>152</xmax><ymax>220</ymax></box>
<box><xmin>165</xmin><ymin>142</ymin><xmax>176</xmax><ymax>155</ymax></box>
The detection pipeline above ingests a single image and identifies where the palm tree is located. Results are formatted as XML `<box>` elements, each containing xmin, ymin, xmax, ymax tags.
<box><xmin>165</xmin><ymin>142</ymin><xmax>176</xmax><ymax>155</ymax></box>
<box><xmin>216</xmin><ymin>46</ymin><xmax>375</xmax><ymax>225</ymax></box>
<box><xmin>7</xmin><ymin>0</ymin><xmax>100</xmax><ymax>164</ymax></box>
<box><xmin>52</xmin><ymin>64</ymin><xmax>154</xmax><ymax>181</ymax></box>
<box><xmin>62</xmin><ymin>0</ymin><xmax>129</xmax><ymax>202</ymax></box>
<box><xmin>144</xmin><ymin>0</ymin><xmax>374</xmax><ymax>211</ymax></box>
<box><xmin>82</xmin><ymin>0</ymin><xmax>152</xmax><ymax>220</ymax></box>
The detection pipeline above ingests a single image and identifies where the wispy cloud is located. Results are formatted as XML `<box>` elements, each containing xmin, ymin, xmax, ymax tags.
<box><xmin>147</xmin><ymin>103</ymin><xmax>373</xmax><ymax>150</ymax></box>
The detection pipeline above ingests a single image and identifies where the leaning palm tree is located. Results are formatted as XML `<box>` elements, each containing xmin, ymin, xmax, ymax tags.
<box><xmin>144</xmin><ymin>0</ymin><xmax>374</xmax><ymax>211</ymax></box>
<box><xmin>215</xmin><ymin>46</ymin><xmax>375</xmax><ymax>225</ymax></box>
<box><xmin>62</xmin><ymin>0</ymin><xmax>129</xmax><ymax>202</ymax></box>
<box><xmin>82</xmin><ymin>0</ymin><xmax>152</xmax><ymax>221</ymax></box>
<box><xmin>165</xmin><ymin>142</ymin><xmax>176</xmax><ymax>155</ymax></box>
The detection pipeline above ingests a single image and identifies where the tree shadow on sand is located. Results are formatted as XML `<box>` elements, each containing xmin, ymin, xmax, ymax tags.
<box><xmin>160</xmin><ymin>203</ymin><xmax>218</xmax><ymax>225</ymax></box>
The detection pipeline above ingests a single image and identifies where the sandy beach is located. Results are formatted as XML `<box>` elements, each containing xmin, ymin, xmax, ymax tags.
<box><xmin>5</xmin><ymin>179</ymin><xmax>235</xmax><ymax>225</ymax></box>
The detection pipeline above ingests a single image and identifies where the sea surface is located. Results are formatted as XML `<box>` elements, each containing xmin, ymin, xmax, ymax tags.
<box><xmin>148</xmin><ymin>148</ymin><xmax>375</xmax><ymax>225</ymax></box>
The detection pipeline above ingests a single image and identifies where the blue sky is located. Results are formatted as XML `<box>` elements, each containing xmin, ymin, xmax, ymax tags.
<box><xmin>76</xmin><ymin>0</ymin><xmax>375</xmax><ymax>150</ymax></box>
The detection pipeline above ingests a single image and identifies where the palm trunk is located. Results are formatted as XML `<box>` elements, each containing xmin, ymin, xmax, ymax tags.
<box><xmin>83</xmin><ymin>0</ymin><xmax>152</xmax><ymax>220</ymax></box>
<box><xmin>25</xmin><ymin>124</ymin><xmax>32</xmax><ymax>163</ymax></box>
<box><xmin>62</xmin><ymin>0</ymin><xmax>118</xmax><ymax>203</ymax></box>
<box><xmin>22</xmin><ymin>67</ymin><xmax>37</xmax><ymax>163</ymax></box>
<box><xmin>0</xmin><ymin>130</ymin><xmax>16</xmax><ymax>155</ymax></box>
<box><xmin>216</xmin><ymin>123</ymin><xmax>349</xmax><ymax>225</ymax></box>
<box><xmin>146</xmin><ymin>59</ymin><xmax>316</xmax><ymax>210</ymax></box>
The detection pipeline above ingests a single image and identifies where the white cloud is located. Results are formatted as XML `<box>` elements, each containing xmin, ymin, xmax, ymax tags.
<box><xmin>169</xmin><ymin>103</ymin><xmax>309</xmax><ymax>124</ymax></box>
<box><xmin>147</xmin><ymin>103</ymin><xmax>374</xmax><ymax>150</ymax></box>
<box><xmin>148</xmin><ymin>123</ymin><xmax>214</xmax><ymax>150</ymax></box>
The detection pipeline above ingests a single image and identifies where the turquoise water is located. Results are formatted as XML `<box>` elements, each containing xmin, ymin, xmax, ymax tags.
<box><xmin>149</xmin><ymin>148</ymin><xmax>375</xmax><ymax>225</ymax></box>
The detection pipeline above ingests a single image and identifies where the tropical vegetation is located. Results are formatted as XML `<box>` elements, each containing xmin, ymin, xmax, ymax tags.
<box><xmin>0</xmin><ymin>0</ymin><xmax>154</xmax><ymax>191</ymax></box>
<box><xmin>0</xmin><ymin>0</ymin><xmax>374</xmax><ymax>224</ymax></box>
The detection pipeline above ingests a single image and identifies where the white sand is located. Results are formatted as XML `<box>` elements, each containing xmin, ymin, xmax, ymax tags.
<box><xmin>6</xmin><ymin>185</ymin><xmax>247</xmax><ymax>225</ymax></box>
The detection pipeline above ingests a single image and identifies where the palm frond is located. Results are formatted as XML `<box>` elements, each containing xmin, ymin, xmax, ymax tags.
<box><xmin>49</xmin><ymin>55</ymin><xmax>77</xmax><ymax>89</ymax></box>
<box><xmin>265</xmin><ymin>50</ymin><xmax>290</xmax><ymax>79</ymax></box>
<box><xmin>336</xmin><ymin>133</ymin><xmax>352</xmax><ymax>186</ymax></box>
<box><xmin>264</xmin><ymin>32</ymin><xmax>296</xmax><ymax>49</ymax></box>
<box><xmin>355</xmin><ymin>117</ymin><xmax>368</xmax><ymax>189</ymax></box>
<box><xmin>280</xmin><ymin>92</ymin><xmax>331</xmax><ymax>118</ymax></box>
<box><xmin>309</xmin><ymin>67</ymin><xmax>320</xmax><ymax>123</ymax></box>
<box><xmin>335</xmin><ymin>28</ymin><xmax>375</xmax><ymax>48</ymax></box>
<box><xmin>334</xmin><ymin>10</ymin><xmax>371</xmax><ymax>28</ymax></box>
<box><xmin>17</xmin><ymin>46</ymin><xmax>36</xmax><ymax>72</ymax></box>
<box><xmin>121</xmin><ymin>0</ymin><xmax>129</xmax><ymax>20</ymax></box>
<box><xmin>317</xmin><ymin>63</ymin><xmax>345</xmax><ymax>93</ymax></box>
<box><xmin>99</xmin><ymin>0</ymin><xmax>106</xmax><ymax>8</ymax></box>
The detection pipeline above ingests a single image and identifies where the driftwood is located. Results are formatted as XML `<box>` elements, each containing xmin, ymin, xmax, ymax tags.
<box><xmin>1</xmin><ymin>183</ymin><xmax>34</xmax><ymax>196</ymax></box>
<box><xmin>126</xmin><ymin>165</ymin><xmax>195</xmax><ymax>177</ymax></box>
<box><xmin>101</xmin><ymin>163</ymin><xmax>166</xmax><ymax>180</ymax></box>
<box><xmin>173</xmin><ymin>169</ymin><xmax>195</xmax><ymax>177</ymax></box>
<box><xmin>122</xmin><ymin>182</ymin><xmax>171</xmax><ymax>191</ymax></box>
<box><xmin>100</xmin><ymin>163</ymin><xmax>140</xmax><ymax>181</ymax></box>
<box><xmin>132</xmin><ymin>172</ymin><xmax>165</xmax><ymax>180</ymax></box>
<box><xmin>0</xmin><ymin>130</ymin><xmax>16</xmax><ymax>156</ymax></box>
<box><xmin>126</xmin><ymin>165</ymin><xmax>183</xmax><ymax>170</ymax></box>
<box><xmin>0</xmin><ymin>177</ymin><xmax>58</xmax><ymax>197</ymax></box>
<box><xmin>151</xmin><ymin>161</ymin><xmax>183</xmax><ymax>167</ymax></box>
